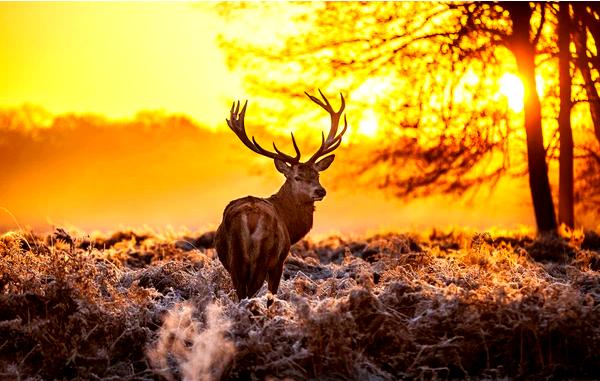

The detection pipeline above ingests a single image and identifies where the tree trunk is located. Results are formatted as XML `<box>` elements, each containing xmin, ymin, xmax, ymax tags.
<box><xmin>558</xmin><ymin>2</ymin><xmax>574</xmax><ymax>229</ymax></box>
<box><xmin>573</xmin><ymin>3</ymin><xmax>600</xmax><ymax>144</ymax></box>
<box><xmin>506</xmin><ymin>3</ymin><xmax>558</xmax><ymax>234</ymax></box>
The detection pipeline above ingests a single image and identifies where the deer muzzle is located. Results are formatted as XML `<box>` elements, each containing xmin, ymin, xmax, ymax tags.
<box><xmin>313</xmin><ymin>188</ymin><xmax>327</xmax><ymax>201</ymax></box>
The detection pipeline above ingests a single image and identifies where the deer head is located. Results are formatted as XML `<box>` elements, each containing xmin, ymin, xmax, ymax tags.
<box><xmin>226</xmin><ymin>90</ymin><xmax>348</xmax><ymax>204</ymax></box>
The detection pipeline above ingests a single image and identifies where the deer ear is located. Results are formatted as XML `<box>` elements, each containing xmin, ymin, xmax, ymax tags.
<box><xmin>315</xmin><ymin>155</ymin><xmax>335</xmax><ymax>171</ymax></box>
<box><xmin>274</xmin><ymin>159</ymin><xmax>292</xmax><ymax>176</ymax></box>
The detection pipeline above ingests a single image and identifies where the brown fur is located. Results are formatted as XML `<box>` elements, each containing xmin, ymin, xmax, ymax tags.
<box><xmin>268</xmin><ymin>181</ymin><xmax>315</xmax><ymax>245</ymax></box>
<box><xmin>215</xmin><ymin>175</ymin><xmax>319</xmax><ymax>300</ymax></box>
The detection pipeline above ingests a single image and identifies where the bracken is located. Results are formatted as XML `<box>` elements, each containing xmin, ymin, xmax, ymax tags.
<box><xmin>0</xmin><ymin>228</ymin><xmax>599</xmax><ymax>380</ymax></box>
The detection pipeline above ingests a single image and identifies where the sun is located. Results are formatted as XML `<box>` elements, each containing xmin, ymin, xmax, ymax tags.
<box><xmin>499</xmin><ymin>73</ymin><xmax>525</xmax><ymax>112</ymax></box>
<box><xmin>357</xmin><ymin>109</ymin><xmax>379</xmax><ymax>138</ymax></box>
<box><xmin>498</xmin><ymin>72</ymin><xmax>546</xmax><ymax>113</ymax></box>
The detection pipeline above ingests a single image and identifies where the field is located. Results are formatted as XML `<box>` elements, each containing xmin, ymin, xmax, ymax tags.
<box><xmin>1</xmin><ymin>228</ymin><xmax>600</xmax><ymax>380</ymax></box>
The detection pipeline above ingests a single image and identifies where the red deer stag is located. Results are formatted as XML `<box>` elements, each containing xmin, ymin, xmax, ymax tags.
<box><xmin>215</xmin><ymin>90</ymin><xmax>348</xmax><ymax>302</ymax></box>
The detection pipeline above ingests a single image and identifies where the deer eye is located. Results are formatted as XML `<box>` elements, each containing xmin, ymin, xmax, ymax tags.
<box><xmin>294</xmin><ymin>176</ymin><xmax>302</xmax><ymax>181</ymax></box>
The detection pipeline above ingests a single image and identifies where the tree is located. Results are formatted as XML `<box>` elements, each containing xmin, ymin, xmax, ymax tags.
<box><xmin>572</xmin><ymin>3</ymin><xmax>600</xmax><ymax>144</ymax></box>
<box><xmin>502</xmin><ymin>3</ymin><xmax>557</xmax><ymax>233</ymax></box>
<box><xmin>558</xmin><ymin>2</ymin><xmax>574</xmax><ymax>229</ymax></box>
<box><xmin>570</xmin><ymin>3</ymin><xmax>600</xmax><ymax>224</ymax></box>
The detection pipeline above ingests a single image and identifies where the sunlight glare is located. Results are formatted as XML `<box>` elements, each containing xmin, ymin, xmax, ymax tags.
<box><xmin>535</xmin><ymin>75</ymin><xmax>545</xmax><ymax>97</ymax></box>
<box><xmin>463</xmin><ymin>69</ymin><xmax>480</xmax><ymax>86</ymax></box>
<box><xmin>357</xmin><ymin>109</ymin><xmax>379</xmax><ymax>138</ymax></box>
<box><xmin>499</xmin><ymin>73</ymin><xmax>524</xmax><ymax>112</ymax></box>
<box><xmin>354</xmin><ymin>77</ymin><xmax>390</xmax><ymax>101</ymax></box>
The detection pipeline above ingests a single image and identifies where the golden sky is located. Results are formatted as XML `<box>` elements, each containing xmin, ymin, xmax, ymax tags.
<box><xmin>0</xmin><ymin>2</ymin><xmax>544</xmax><ymax>235</ymax></box>
<box><xmin>0</xmin><ymin>2</ymin><xmax>241</xmax><ymax>128</ymax></box>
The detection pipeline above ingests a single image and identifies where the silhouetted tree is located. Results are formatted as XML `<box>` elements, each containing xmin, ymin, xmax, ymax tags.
<box><xmin>567</xmin><ymin>3</ymin><xmax>600</xmax><ymax>225</ymax></box>
<box><xmin>558</xmin><ymin>2</ymin><xmax>574</xmax><ymax>229</ymax></box>
<box><xmin>502</xmin><ymin>3</ymin><xmax>556</xmax><ymax>233</ymax></box>
<box><xmin>573</xmin><ymin>3</ymin><xmax>600</xmax><ymax>144</ymax></box>
<box><xmin>518</xmin><ymin>2</ymin><xmax>600</xmax><ymax>230</ymax></box>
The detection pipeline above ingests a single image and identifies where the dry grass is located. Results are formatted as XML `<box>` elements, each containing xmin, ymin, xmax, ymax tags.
<box><xmin>1</xmin><ymin>228</ymin><xmax>599</xmax><ymax>380</ymax></box>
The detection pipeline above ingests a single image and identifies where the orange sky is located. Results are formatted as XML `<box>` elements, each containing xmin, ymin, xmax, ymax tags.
<box><xmin>0</xmin><ymin>2</ymin><xmax>541</xmax><ymax>236</ymax></box>
<box><xmin>0</xmin><ymin>2</ymin><xmax>242</xmax><ymax>128</ymax></box>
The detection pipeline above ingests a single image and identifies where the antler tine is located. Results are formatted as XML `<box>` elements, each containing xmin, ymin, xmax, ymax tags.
<box><xmin>306</xmin><ymin>90</ymin><xmax>348</xmax><ymax>163</ymax></box>
<box><xmin>272</xmin><ymin>132</ymin><xmax>301</xmax><ymax>161</ymax></box>
<box><xmin>226</xmin><ymin>100</ymin><xmax>252</xmax><ymax>147</ymax></box>
<box><xmin>226</xmin><ymin>100</ymin><xmax>301</xmax><ymax>164</ymax></box>
<box><xmin>317</xmin><ymin>114</ymin><xmax>348</xmax><ymax>156</ymax></box>
<box><xmin>318</xmin><ymin>88</ymin><xmax>333</xmax><ymax>109</ymax></box>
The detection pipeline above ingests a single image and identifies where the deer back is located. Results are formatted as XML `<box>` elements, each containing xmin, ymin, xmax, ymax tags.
<box><xmin>215</xmin><ymin>196</ymin><xmax>290</xmax><ymax>297</ymax></box>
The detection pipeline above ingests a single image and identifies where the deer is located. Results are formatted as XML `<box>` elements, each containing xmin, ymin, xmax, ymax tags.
<box><xmin>214</xmin><ymin>90</ymin><xmax>348</xmax><ymax>304</ymax></box>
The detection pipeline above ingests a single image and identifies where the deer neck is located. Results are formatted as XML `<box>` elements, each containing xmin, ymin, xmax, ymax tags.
<box><xmin>268</xmin><ymin>181</ymin><xmax>314</xmax><ymax>244</ymax></box>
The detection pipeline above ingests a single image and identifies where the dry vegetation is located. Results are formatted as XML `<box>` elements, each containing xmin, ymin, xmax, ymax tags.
<box><xmin>1</xmin><ymin>227</ymin><xmax>600</xmax><ymax>380</ymax></box>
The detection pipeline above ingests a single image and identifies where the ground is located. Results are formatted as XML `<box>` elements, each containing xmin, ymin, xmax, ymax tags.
<box><xmin>1</xmin><ymin>227</ymin><xmax>600</xmax><ymax>380</ymax></box>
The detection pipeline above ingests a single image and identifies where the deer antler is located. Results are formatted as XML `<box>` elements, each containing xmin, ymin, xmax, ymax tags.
<box><xmin>305</xmin><ymin>89</ymin><xmax>348</xmax><ymax>163</ymax></box>
<box><xmin>226</xmin><ymin>100</ymin><xmax>301</xmax><ymax>164</ymax></box>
